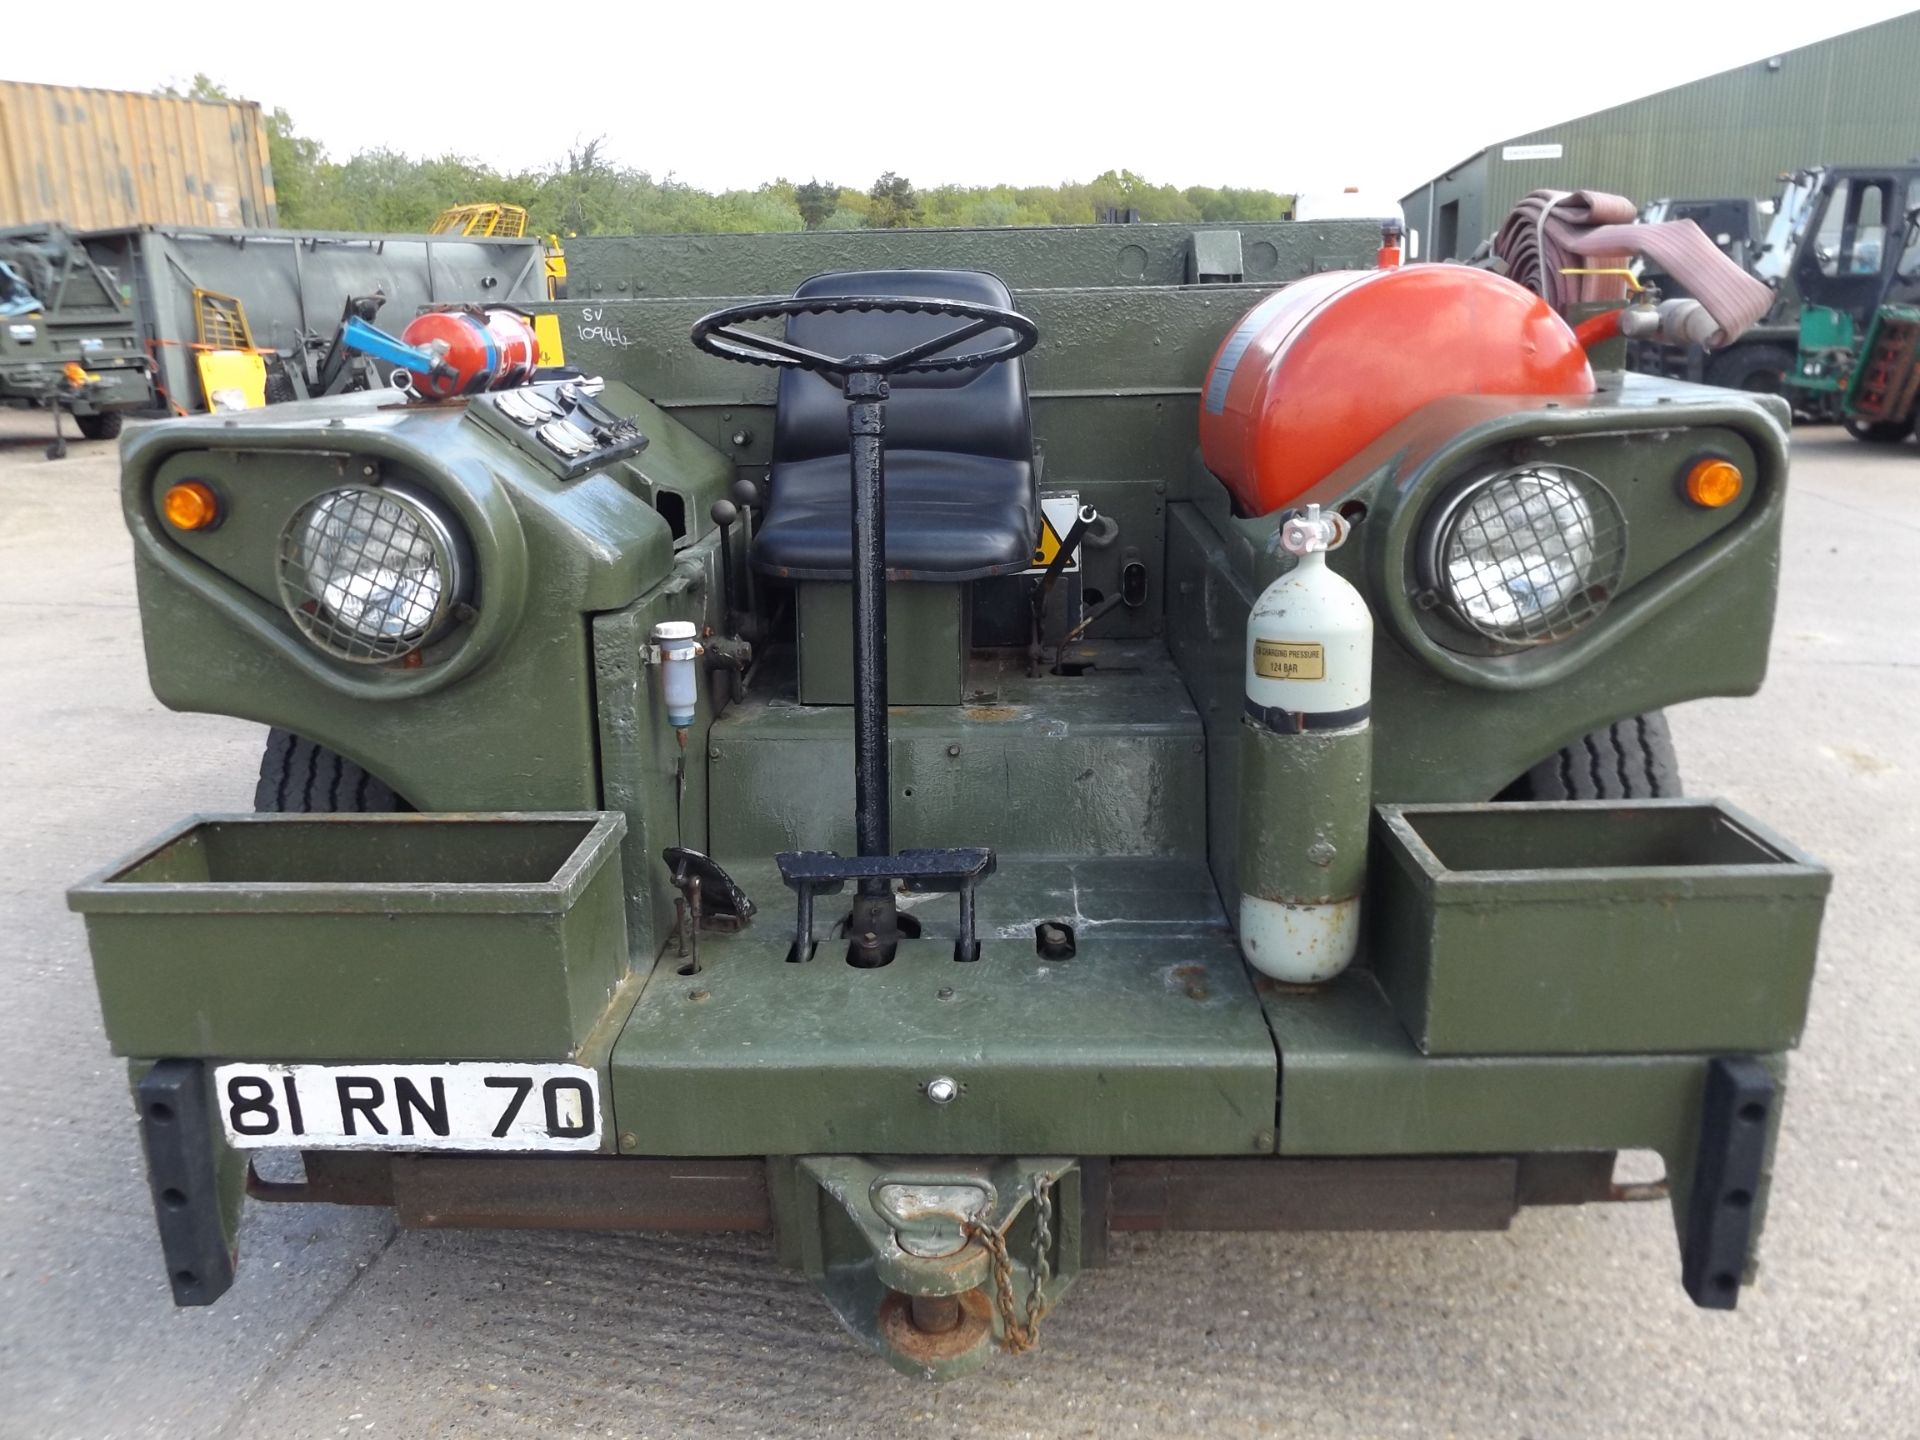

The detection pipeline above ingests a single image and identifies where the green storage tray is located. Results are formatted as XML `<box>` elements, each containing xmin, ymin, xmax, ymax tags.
<box><xmin>69</xmin><ymin>812</ymin><xmax>629</xmax><ymax>1061</ymax></box>
<box><xmin>1369</xmin><ymin>800</ymin><xmax>1829</xmax><ymax>1057</ymax></box>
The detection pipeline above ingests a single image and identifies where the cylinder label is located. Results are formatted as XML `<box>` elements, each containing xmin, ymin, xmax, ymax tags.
<box><xmin>1254</xmin><ymin>639</ymin><xmax>1325</xmax><ymax>680</ymax></box>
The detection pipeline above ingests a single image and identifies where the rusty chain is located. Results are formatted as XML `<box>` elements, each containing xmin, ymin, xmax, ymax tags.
<box><xmin>967</xmin><ymin>1173</ymin><xmax>1054</xmax><ymax>1355</ymax></box>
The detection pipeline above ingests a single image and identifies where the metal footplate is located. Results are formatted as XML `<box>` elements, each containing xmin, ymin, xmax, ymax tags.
<box><xmin>775</xmin><ymin>847</ymin><xmax>996</xmax><ymax>962</ymax></box>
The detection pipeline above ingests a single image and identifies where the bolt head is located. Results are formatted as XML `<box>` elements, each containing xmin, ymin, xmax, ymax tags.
<box><xmin>925</xmin><ymin>1076</ymin><xmax>959</xmax><ymax>1106</ymax></box>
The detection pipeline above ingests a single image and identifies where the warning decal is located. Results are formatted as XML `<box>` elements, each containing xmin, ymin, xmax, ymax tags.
<box><xmin>1254</xmin><ymin>640</ymin><xmax>1325</xmax><ymax>680</ymax></box>
<box><xmin>1032</xmin><ymin>512</ymin><xmax>1067</xmax><ymax>568</ymax></box>
<box><xmin>1024</xmin><ymin>494</ymin><xmax>1082</xmax><ymax>573</ymax></box>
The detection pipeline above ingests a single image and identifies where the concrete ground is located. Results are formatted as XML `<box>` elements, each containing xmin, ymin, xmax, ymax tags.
<box><xmin>0</xmin><ymin>408</ymin><xmax>1914</xmax><ymax>1439</ymax></box>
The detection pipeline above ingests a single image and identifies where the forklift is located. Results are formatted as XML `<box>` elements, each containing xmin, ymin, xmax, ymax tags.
<box><xmin>1787</xmin><ymin>190</ymin><xmax>1920</xmax><ymax>442</ymax></box>
<box><xmin>1631</xmin><ymin>164</ymin><xmax>1920</xmax><ymax>412</ymax></box>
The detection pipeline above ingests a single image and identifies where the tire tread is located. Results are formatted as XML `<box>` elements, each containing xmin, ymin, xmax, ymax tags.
<box><xmin>253</xmin><ymin>728</ymin><xmax>406</xmax><ymax>813</ymax></box>
<box><xmin>1505</xmin><ymin>712</ymin><xmax>1681</xmax><ymax>801</ymax></box>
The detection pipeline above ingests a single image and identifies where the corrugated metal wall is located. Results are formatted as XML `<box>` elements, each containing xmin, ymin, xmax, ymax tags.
<box><xmin>1401</xmin><ymin>11</ymin><xmax>1920</xmax><ymax>255</ymax></box>
<box><xmin>1402</xmin><ymin>154</ymin><xmax>1490</xmax><ymax>262</ymax></box>
<box><xmin>0</xmin><ymin>81</ymin><xmax>277</xmax><ymax>230</ymax></box>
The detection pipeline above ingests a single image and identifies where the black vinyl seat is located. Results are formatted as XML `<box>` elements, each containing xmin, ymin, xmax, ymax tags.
<box><xmin>753</xmin><ymin>269</ymin><xmax>1037</xmax><ymax>582</ymax></box>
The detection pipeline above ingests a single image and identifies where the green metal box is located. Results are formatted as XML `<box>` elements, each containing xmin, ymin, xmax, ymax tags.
<box><xmin>68</xmin><ymin>813</ymin><xmax>629</xmax><ymax>1062</ymax></box>
<box><xmin>797</xmin><ymin>582</ymin><xmax>969</xmax><ymax>704</ymax></box>
<box><xmin>1369</xmin><ymin>801</ymin><xmax>1829</xmax><ymax>1057</ymax></box>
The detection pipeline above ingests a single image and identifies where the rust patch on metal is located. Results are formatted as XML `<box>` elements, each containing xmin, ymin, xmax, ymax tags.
<box><xmin>1169</xmin><ymin>962</ymin><xmax>1211</xmax><ymax>1000</ymax></box>
<box><xmin>962</xmin><ymin>705</ymin><xmax>1023</xmax><ymax>722</ymax></box>
<box><xmin>391</xmin><ymin>1156</ymin><xmax>772</xmax><ymax>1231</ymax></box>
<box><xmin>878</xmin><ymin>1287</ymin><xmax>994</xmax><ymax>1368</ymax></box>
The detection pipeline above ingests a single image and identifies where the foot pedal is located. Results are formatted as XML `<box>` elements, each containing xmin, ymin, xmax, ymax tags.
<box><xmin>776</xmin><ymin>848</ymin><xmax>995</xmax><ymax>962</ymax></box>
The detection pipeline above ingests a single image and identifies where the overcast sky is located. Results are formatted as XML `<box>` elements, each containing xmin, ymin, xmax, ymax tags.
<box><xmin>19</xmin><ymin>3</ymin><xmax>1920</xmax><ymax>197</ymax></box>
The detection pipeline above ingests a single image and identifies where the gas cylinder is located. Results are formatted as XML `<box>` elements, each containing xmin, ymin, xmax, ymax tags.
<box><xmin>395</xmin><ymin>308</ymin><xmax>542</xmax><ymax>398</ymax></box>
<box><xmin>1237</xmin><ymin>504</ymin><xmax>1373</xmax><ymax>984</ymax></box>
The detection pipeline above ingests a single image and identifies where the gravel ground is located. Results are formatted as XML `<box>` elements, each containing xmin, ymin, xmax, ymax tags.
<box><xmin>0</xmin><ymin>409</ymin><xmax>1914</xmax><ymax>1439</ymax></box>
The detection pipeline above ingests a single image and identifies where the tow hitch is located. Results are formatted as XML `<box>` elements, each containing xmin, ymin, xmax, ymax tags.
<box><xmin>776</xmin><ymin>1157</ymin><xmax>1080</xmax><ymax>1379</ymax></box>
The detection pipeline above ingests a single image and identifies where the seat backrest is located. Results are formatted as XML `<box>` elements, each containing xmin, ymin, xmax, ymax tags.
<box><xmin>772</xmin><ymin>269</ymin><xmax>1032</xmax><ymax>467</ymax></box>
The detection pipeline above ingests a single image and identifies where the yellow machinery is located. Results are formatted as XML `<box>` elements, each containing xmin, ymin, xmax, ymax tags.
<box><xmin>431</xmin><ymin>203</ymin><xmax>568</xmax><ymax>301</ymax></box>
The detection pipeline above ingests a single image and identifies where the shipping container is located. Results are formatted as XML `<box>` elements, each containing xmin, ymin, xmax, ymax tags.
<box><xmin>0</xmin><ymin>80</ymin><xmax>276</xmax><ymax>230</ymax></box>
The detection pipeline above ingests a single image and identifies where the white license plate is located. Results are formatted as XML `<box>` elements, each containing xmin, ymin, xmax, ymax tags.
<box><xmin>212</xmin><ymin>1062</ymin><xmax>602</xmax><ymax>1152</ymax></box>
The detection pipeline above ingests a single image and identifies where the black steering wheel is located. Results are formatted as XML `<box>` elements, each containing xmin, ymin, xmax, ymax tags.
<box><xmin>690</xmin><ymin>295</ymin><xmax>1038</xmax><ymax>383</ymax></box>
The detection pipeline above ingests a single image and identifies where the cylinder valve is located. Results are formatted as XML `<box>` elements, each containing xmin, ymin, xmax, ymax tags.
<box><xmin>1236</xmin><ymin>504</ymin><xmax>1374</xmax><ymax>984</ymax></box>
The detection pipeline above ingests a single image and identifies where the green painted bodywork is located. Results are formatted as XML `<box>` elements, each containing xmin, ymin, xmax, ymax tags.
<box><xmin>73</xmin><ymin>220</ymin><xmax>1831</xmax><ymax>1353</ymax></box>
<box><xmin>72</xmin><ymin>813</ymin><xmax>629</xmax><ymax>1064</ymax></box>
<box><xmin>1237</xmin><ymin>722</ymin><xmax>1371</xmax><ymax>905</ymax></box>
<box><xmin>1370</xmin><ymin>801</ymin><xmax>1829</xmax><ymax>1057</ymax></box>
<box><xmin>799</xmin><ymin>582</ymin><xmax>968</xmax><ymax>704</ymax></box>
<box><xmin>611</xmin><ymin>853</ymin><xmax>1269</xmax><ymax>1157</ymax></box>
<box><xmin>704</xmin><ymin>644</ymin><xmax>1204</xmax><ymax>860</ymax></box>
<box><xmin>562</xmin><ymin>220</ymin><xmax>1382</xmax><ymax>299</ymax></box>
<box><xmin>1263</xmin><ymin>969</ymin><xmax>1788</xmax><ymax>1277</ymax></box>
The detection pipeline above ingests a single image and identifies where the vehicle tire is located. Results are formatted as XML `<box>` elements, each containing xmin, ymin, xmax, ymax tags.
<box><xmin>1843</xmin><ymin>415</ymin><xmax>1913</xmax><ymax>444</ymax></box>
<box><xmin>1704</xmin><ymin>343</ymin><xmax>1794</xmax><ymax>398</ymax></box>
<box><xmin>254</xmin><ymin>728</ymin><xmax>409</xmax><ymax>812</ymax></box>
<box><xmin>1497</xmin><ymin>711</ymin><xmax>1682</xmax><ymax>800</ymax></box>
<box><xmin>262</xmin><ymin>355</ymin><xmax>300</xmax><ymax>406</ymax></box>
<box><xmin>74</xmin><ymin>410</ymin><xmax>123</xmax><ymax>441</ymax></box>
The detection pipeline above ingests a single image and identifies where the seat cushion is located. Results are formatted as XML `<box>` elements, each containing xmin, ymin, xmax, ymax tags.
<box><xmin>755</xmin><ymin>451</ymin><xmax>1037</xmax><ymax>580</ymax></box>
<box><xmin>753</xmin><ymin>268</ymin><xmax>1037</xmax><ymax>582</ymax></box>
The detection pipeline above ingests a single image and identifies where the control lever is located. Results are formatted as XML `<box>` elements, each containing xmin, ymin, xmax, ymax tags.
<box><xmin>711</xmin><ymin>499</ymin><xmax>740</xmax><ymax>626</ymax></box>
<box><xmin>729</xmin><ymin>478</ymin><xmax>765</xmax><ymax>640</ymax></box>
<box><xmin>705</xmin><ymin>498</ymin><xmax>754</xmax><ymax>710</ymax></box>
<box><xmin>1029</xmin><ymin>510</ymin><xmax>1093</xmax><ymax>676</ymax></box>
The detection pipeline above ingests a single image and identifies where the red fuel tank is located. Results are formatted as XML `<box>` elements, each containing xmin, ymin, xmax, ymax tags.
<box><xmin>1198</xmin><ymin>266</ymin><xmax>1595</xmax><ymax>516</ymax></box>
<box><xmin>399</xmin><ymin>308</ymin><xmax>542</xmax><ymax>398</ymax></box>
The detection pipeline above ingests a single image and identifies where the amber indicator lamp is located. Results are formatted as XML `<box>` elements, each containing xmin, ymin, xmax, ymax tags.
<box><xmin>161</xmin><ymin>481</ymin><xmax>221</xmax><ymax>531</ymax></box>
<box><xmin>1684</xmin><ymin>458</ymin><xmax>1744</xmax><ymax>508</ymax></box>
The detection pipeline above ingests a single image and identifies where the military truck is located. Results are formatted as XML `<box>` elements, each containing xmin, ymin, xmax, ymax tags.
<box><xmin>0</xmin><ymin>224</ymin><xmax>155</xmax><ymax>456</ymax></box>
<box><xmin>69</xmin><ymin>218</ymin><xmax>1829</xmax><ymax>1380</ymax></box>
<box><xmin>1632</xmin><ymin>165</ymin><xmax>1920</xmax><ymax>408</ymax></box>
<box><xmin>1</xmin><ymin>221</ymin><xmax>553</xmax><ymax>458</ymax></box>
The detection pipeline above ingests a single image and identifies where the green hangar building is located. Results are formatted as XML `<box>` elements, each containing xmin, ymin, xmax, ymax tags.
<box><xmin>1401</xmin><ymin>10</ymin><xmax>1920</xmax><ymax>261</ymax></box>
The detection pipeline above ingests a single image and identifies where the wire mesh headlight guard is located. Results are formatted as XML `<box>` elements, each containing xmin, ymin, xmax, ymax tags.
<box><xmin>275</xmin><ymin>484</ymin><xmax>466</xmax><ymax>663</ymax></box>
<box><xmin>1418</xmin><ymin>464</ymin><xmax>1627</xmax><ymax>646</ymax></box>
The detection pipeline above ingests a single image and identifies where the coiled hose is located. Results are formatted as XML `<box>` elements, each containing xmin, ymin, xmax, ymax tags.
<box><xmin>1489</xmin><ymin>189</ymin><xmax>1773</xmax><ymax>348</ymax></box>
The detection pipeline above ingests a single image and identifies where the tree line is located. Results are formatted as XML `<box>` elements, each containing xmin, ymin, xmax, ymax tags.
<box><xmin>168</xmin><ymin>78</ymin><xmax>1294</xmax><ymax>236</ymax></box>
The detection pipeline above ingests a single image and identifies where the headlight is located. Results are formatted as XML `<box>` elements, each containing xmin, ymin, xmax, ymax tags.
<box><xmin>276</xmin><ymin>486</ymin><xmax>464</xmax><ymax>662</ymax></box>
<box><xmin>1426</xmin><ymin>465</ymin><xmax>1626</xmax><ymax>644</ymax></box>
